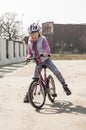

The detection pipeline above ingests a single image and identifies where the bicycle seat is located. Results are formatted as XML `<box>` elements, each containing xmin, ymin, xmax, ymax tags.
<box><xmin>42</xmin><ymin>65</ymin><xmax>47</xmax><ymax>68</ymax></box>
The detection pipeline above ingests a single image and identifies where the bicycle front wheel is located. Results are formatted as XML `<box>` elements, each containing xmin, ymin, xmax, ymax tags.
<box><xmin>28</xmin><ymin>80</ymin><xmax>46</xmax><ymax>109</ymax></box>
<box><xmin>47</xmin><ymin>75</ymin><xmax>56</xmax><ymax>103</ymax></box>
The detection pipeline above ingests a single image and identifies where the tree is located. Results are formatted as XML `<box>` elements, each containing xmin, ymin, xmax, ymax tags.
<box><xmin>0</xmin><ymin>12</ymin><xmax>23</xmax><ymax>41</ymax></box>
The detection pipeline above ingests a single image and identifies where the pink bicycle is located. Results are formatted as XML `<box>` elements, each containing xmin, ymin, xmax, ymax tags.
<box><xmin>26</xmin><ymin>54</ymin><xmax>56</xmax><ymax>109</ymax></box>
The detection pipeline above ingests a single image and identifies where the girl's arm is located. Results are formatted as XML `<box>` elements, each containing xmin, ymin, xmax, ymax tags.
<box><xmin>26</xmin><ymin>47</ymin><xmax>32</xmax><ymax>58</ymax></box>
<box><xmin>42</xmin><ymin>37</ymin><xmax>51</xmax><ymax>56</ymax></box>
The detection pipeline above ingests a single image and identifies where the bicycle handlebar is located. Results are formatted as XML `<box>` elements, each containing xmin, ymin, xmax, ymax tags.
<box><xmin>25</xmin><ymin>54</ymin><xmax>50</xmax><ymax>65</ymax></box>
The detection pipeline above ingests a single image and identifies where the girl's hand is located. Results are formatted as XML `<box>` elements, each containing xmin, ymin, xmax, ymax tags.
<box><xmin>43</xmin><ymin>53</ymin><xmax>49</xmax><ymax>57</ymax></box>
<box><xmin>43</xmin><ymin>53</ymin><xmax>50</xmax><ymax>57</ymax></box>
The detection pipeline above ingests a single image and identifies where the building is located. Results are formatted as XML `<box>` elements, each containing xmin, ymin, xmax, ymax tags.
<box><xmin>42</xmin><ymin>22</ymin><xmax>86</xmax><ymax>53</ymax></box>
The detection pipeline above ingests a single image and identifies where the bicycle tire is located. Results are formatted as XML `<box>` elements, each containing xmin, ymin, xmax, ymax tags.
<box><xmin>47</xmin><ymin>75</ymin><xmax>56</xmax><ymax>103</ymax></box>
<box><xmin>28</xmin><ymin>80</ymin><xmax>46</xmax><ymax>109</ymax></box>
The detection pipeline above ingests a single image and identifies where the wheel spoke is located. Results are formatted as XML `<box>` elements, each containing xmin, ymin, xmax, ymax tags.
<box><xmin>28</xmin><ymin>80</ymin><xmax>46</xmax><ymax>109</ymax></box>
<box><xmin>47</xmin><ymin>75</ymin><xmax>56</xmax><ymax>103</ymax></box>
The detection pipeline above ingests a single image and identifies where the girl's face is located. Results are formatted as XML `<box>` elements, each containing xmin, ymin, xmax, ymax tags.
<box><xmin>30</xmin><ymin>32</ymin><xmax>39</xmax><ymax>43</ymax></box>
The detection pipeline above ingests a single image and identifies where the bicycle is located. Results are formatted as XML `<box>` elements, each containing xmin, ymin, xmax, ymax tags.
<box><xmin>25</xmin><ymin>54</ymin><xmax>57</xmax><ymax>109</ymax></box>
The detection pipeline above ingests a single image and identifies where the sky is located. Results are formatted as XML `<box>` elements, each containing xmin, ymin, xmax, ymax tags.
<box><xmin>0</xmin><ymin>0</ymin><xmax>86</xmax><ymax>30</ymax></box>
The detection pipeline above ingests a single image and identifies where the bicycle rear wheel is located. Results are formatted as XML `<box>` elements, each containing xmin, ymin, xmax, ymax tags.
<box><xmin>47</xmin><ymin>75</ymin><xmax>56</xmax><ymax>103</ymax></box>
<box><xmin>28</xmin><ymin>80</ymin><xmax>46</xmax><ymax>109</ymax></box>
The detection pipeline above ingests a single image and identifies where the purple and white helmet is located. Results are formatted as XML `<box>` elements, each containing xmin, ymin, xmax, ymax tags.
<box><xmin>28</xmin><ymin>23</ymin><xmax>41</xmax><ymax>34</ymax></box>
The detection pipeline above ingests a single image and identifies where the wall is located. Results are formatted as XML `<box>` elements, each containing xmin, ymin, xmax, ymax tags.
<box><xmin>0</xmin><ymin>39</ymin><xmax>26</xmax><ymax>66</ymax></box>
<box><xmin>42</xmin><ymin>22</ymin><xmax>86</xmax><ymax>53</ymax></box>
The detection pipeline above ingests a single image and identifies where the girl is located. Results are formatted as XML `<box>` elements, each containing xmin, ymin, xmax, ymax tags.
<box><xmin>24</xmin><ymin>23</ymin><xmax>71</xmax><ymax>103</ymax></box>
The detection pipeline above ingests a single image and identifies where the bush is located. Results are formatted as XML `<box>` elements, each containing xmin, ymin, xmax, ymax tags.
<box><xmin>51</xmin><ymin>54</ymin><xmax>86</xmax><ymax>60</ymax></box>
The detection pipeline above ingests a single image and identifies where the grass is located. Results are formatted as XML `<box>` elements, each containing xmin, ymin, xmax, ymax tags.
<box><xmin>51</xmin><ymin>54</ymin><xmax>86</xmax><ymax>60</ymax></box>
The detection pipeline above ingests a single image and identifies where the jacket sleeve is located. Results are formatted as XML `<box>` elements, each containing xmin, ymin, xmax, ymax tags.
<box><xmin>42</xmin><ymin>37</ymin><xmax>51</xmax><ymax>54</ymax></box>
<box><xmin>27</xmin><ymin>40</ymin><xmax>33</xmax><ymax>58</ymax></box>
<box><xmin>27</xmin><ymin>47</ymin><xmax>32</xmax><ymax>58</ymax></box>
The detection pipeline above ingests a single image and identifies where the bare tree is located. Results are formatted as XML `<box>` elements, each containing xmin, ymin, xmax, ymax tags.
<box><xmin>0</xmin><ymin>12</ymin><xmax>23</xmax><ymax>41</ymax></box>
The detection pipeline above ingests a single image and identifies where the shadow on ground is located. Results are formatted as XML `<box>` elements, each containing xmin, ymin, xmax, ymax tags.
<box><xmin>36</xmin><ymin>100</ymin><xmax>86</xmax><ymax>115</ymax></box>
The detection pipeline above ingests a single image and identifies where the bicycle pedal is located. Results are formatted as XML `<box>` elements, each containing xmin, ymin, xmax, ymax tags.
<box><xmin>37</xmin><ymin>92</ymin><xmax>40</xmax><ymax>95</ymax></box>
<box><xmin>52</xmin><ymin>93</ymin><xmax>57</xmax><ymax>97</ymax></box>
<box><xmin>34</xmin><ymin>92</ymin><xmax>36</xmax><ymax>95</ymax></box>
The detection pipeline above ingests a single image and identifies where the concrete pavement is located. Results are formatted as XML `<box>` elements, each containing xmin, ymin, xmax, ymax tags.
<box><xmin>0</xmin><ymin>60</ymin><xmax>86</xmax><ymax>130</ymax></box>
<box><xmin>0</xmin><ymin>62</ymin><xmax>25</xmax><ymax>77</ymax></box>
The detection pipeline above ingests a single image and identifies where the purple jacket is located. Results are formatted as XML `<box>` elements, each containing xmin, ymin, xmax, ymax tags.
<box><xmin>27</xmin><ymin>35</ymin><xmax>51</xmax><ymax>62</ymax></box>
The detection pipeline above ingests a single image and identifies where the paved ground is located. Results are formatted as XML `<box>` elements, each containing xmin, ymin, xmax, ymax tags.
<box><xmin>0</xmin><ymin>60</ymin><xmax>86</xmax><ymax>130</ymax></box>
<box><xmin>0</xmin><ymin>62</ymin><xmax>25</xmax><ymax>77</ymax></box>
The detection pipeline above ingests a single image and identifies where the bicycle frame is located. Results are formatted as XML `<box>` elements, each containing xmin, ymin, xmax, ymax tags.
<box><xmin>37</xmin><ymin>64</ymin><xmax>48</xmax><ymax>91</ymax></box>
<box><xmin>26</xmin><ymin>54</ymin><xmax>49</xmax><ymax>87</ymax></box>
<box><xmin>26</xmin><ymin>55</ymin><xmax>56</xmax><ymax>109</ymax></box>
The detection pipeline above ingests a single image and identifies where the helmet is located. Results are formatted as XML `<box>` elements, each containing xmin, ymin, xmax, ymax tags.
<box><xmin>28</xmin><ymin>23</ymin><xmax>41</xmax><ymax>34</ymax></box>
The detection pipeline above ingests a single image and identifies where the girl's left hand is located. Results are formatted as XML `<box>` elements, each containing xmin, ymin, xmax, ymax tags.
<box><xmin>43</xmin><ymin>53</ymin><xmax>48</xmax><ymax>57</ymax></box>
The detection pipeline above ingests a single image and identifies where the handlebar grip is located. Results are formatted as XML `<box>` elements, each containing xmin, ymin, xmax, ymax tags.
<box><xmin>48</xmin><ymin>54</ymin><xmax>50</xmax><ymax>57</ymax></box>
<box><xmin>40</xmin><ymin>54</ymin><xmax>50</xmax><ymax>57</ymax></box>
<box><xmin>40</xmin><ymin>54</ymin><xmax>44</xmax><ymax>57</ymax></box>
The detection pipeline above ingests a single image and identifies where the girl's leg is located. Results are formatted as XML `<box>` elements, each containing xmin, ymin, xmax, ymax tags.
<box><xmin>45</xmin><ymin>59</ymin><xmax>65</xmax><ymax>85</ymax></box>
<box><xmin>24</xmin><ymin>64</ymin><xmax>42</xmax><ymax>103</ymax></box>
<box><xmin>45</xmin><ymin>59</ymin><xmax>71</xmax><ymax>95</ymax></box>
<box><xmin>34</xmin><ymin>64</ymin><xmax>42</xmax><ymax>78</ymax></box>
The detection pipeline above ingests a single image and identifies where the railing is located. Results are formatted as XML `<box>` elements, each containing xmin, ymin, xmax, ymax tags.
<box><xmin>0</xmin><ymin>39</ymin><xmax>26</xmax><ymax>66</ymax></box>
